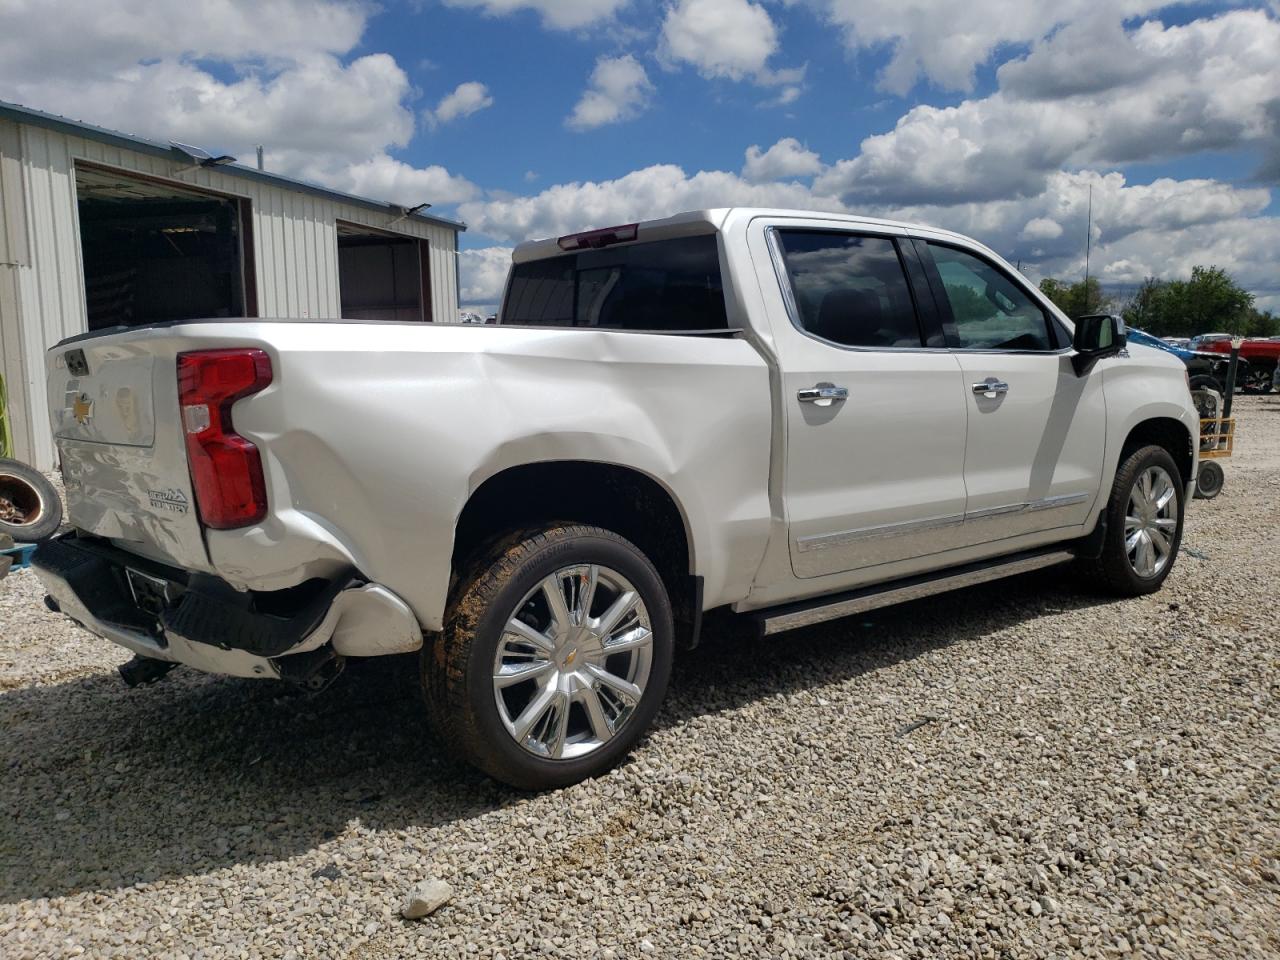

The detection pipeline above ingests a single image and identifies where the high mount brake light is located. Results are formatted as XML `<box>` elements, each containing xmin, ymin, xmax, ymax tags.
<box><xmin>557</xmin><ymin>223</ymin><xmax>639</xmax><ymax>251</ymax></box>
<box><xmin>177</xmin><ymin>349</ymin><xmax>272</xmax><ymax>529</ymax></box>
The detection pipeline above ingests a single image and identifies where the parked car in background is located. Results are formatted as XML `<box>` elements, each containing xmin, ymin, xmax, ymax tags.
<box><xmin>33</xmin><ymin>208</ymin><xmax>1199</xmax><ymax>789</ymax></box>
<box><xmin>1127</xmin><ymin>328</ymin><xmax>1246</xmax><ymax>394</ymax></box>
<box><xmin>1192</xmin><ymin>336</ymin><xmax>1279</xmax><ymax>393</ymax></box>
<box><xmin>1190</xmin><ymin>334</ymin><xmax>1231</xmax><ymax>348</ymax></box>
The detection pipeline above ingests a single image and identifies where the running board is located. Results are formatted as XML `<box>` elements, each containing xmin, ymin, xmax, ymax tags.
<box><xmin>752</xmin><ymin>548</ymin><xmax>1076</xmax><ymax>637</ymax></box>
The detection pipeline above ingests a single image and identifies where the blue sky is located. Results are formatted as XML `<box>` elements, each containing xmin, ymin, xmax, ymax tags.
<box><xmin>1</xmin><ymin>0</ymin><xmax>1277</xmax><ymax>310</ymax></box>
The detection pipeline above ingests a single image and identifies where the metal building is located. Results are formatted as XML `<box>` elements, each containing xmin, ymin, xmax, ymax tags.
<box><xmin>0</xmin><ymin>100</ymin><xmax>464</xmax><ymax>471</ymax></box>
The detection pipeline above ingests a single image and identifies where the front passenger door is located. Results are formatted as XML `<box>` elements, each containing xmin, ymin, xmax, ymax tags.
<box><xmin>918</xmin><ymin>240</ymin><xmax>1106</xmax><ymax>544</ymax></box>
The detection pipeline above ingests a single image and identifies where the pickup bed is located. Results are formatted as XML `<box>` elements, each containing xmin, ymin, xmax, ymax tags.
<box><xmin>34</xmin><ymin>208</ymin><xmax>1199</xmax><ymax>788</ymax></box>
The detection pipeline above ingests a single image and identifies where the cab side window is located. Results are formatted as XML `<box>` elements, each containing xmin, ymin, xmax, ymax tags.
<box><xmin>776</xmin><ymin>231</ymin><xmax>924</xmax><ymax>348</ymax></box>
<box><xmin>927</xmin><ymin>243</ymin><xmax>1056</xmax><ymax>351</ymax></box>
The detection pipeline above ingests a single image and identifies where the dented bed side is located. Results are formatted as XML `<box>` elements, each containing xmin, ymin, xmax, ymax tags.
<box><xmin>43</xmin><ymin>319</ymin><xmax>775</xmax><ymax>635</ymax></box>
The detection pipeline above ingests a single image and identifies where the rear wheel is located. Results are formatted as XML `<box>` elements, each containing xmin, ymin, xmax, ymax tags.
<box><xmin>1082</xmin><ymin>445</ymin><xmax>1185</xmax><ymax>596</ymax></box>
<box><xmin>423</xmin><ymin>524</ymin><xmax>673</xmax><ymax>790</ymax></box>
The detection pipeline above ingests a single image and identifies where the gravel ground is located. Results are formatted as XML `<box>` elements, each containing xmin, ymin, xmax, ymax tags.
<box><xmin>2</xmin><ymin>397</ymin><xmax>1278</xmax><ymax>959</ymax></box>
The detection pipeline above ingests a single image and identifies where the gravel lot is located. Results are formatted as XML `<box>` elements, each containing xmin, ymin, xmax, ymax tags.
<box><xmin>2</xmin><ymin>397</ymin><xmax>1278</xmax><ymax>959</ymax></box>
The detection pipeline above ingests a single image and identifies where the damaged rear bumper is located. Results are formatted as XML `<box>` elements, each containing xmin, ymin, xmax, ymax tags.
<box><xmin>32</xmin><ymin>535</ymin><xmax>423</xmax><ymax>681</ymax></box>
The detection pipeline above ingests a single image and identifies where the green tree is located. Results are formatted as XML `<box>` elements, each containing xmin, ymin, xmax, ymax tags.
<box><xmin>1119</xmin><ymin>277</ymin><xmax>1166</xmax><ymax>332</ymax></box>
<box><xmin>1241</xmin><ymin>308</ymin><xmax>1280</xmax><ymax>338</ymax></box>
<box><xmin>1038</xmin><ymin>276</ymin><xmax>1110</xmax><ymax>317</ymax></box>
<box><xmin>1112</xmin><ymin>266</ymin><xmax>1256</xmax><ymax>337</ymax></box>
<box><xmin>1166</xmin><ymin>266</ymin><xmax>1254</xmax><ymax>337</ymax></box>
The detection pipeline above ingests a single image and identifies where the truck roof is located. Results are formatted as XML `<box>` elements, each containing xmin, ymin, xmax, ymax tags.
<box><xmin>511</xmin><ymin>208</ymin><xmax>977</xmax><ymax>264</ymax></box>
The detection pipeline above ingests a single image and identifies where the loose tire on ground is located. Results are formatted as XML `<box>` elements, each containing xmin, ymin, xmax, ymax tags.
<box><xmin>1187</xmin><ymin>374</ymin><xmax>1222</xmax><ymax>394</ymax></box>
<box><xmin>0</xmin><ymin>458</ymin><xmax>63</xmax><ymax>543</ymax></box>
<box><xmin>1194</xmin><ymin>460</ymin><xmax>1225</xmax><ymax>500</ymax></box>
<box><xmin>1079</xmin><ymin>445</ymin><xmax>1186</xmax><ymax>596</ymax></box>
<box><xmin>422</xmin><ymin>524</ymin><xmax>674</xmax><ymax>790</ymax></box>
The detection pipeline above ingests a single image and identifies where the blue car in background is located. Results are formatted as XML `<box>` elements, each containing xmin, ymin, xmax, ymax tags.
<box><xmin>1126</xmin><ymin>328</ymin><xmax>1244</xmax><ymax>393</ymax></box>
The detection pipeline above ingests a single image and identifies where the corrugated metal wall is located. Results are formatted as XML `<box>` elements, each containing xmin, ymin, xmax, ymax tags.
<box><xmin>0</xmin><ymin>118</ymin><xmax>460</xmax><ymax>470</ymax></box>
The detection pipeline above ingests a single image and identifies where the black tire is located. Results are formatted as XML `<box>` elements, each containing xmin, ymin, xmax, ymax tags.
<box><xmin>1188</xmin><ymin>375</ymin><xmax>1222</xmax><ymax>393</ymax></box>
<box><xmin>0</xmin><ymin>458</ymin><xmax>63</xmax><ymax>543</ymax></box>
<box><xmin>422</xmin><ymin>524</ymin><xmax>674</xmax><ymax>790</ymax></box>
<box><xmin>1194</xmin><ymin>460</ymin><xmax>1225</xmax><ymax>500</ymax></box>
<box><xmin>1080</xmin><ymin>445</ymin><xmax>1185</xmax><ymax>596</ymax></box>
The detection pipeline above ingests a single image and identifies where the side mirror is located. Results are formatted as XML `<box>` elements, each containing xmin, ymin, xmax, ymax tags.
<box><xmin>1072</xmin><ymin>313</ymin><xmax>1126</xmax><ymax>376</ymax></box>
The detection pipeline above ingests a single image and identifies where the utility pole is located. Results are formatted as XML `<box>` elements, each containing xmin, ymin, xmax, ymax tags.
<box><xmin>256</xmin><ymin>145</ymin><xmax>264</xmax><ymax>171</ymax></box>
<box><xmin>1083</xmin><ymin>184</ymin><xmax>1093</xmax><ymax>308</ymax></box>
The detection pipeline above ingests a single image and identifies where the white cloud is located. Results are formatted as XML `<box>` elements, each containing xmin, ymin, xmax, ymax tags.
<box><xmin>459</xmin><ymin>163</ymin><xmax>825</xmax><ymax>242</ymax></box>
<box><xmin>427</xmin><ymin>81</ymin><xmax>494</xmax><ymax>128</ymax></box>
<box><xmin>567</xmin><ymin>55</ymin><xmax>654</xmax><ymax>130</ymax></box>
<box><xmin>322</xmin><ymin>154</ymin><xmax>480</xmax><ymax>205</ymax></box>
<box><xmin>800</xmin><ymin>0</ymin><xmax>1173</xmax><ymax>94</ymax></box>
<box><xmin>459</xmin><ymin>159</ymin><xmax>1279</xmax><ymax>312</ymax></box>
<box><xmin>1019</xmin><ymin>217</ymin><xmax>1063</xmax><ymax>242</ymax></box>
<box><xmin>763</xmin><ymin>84</ymin><xmax>804</xmax><ymax>108</ymax></box>
<box><xmin>10</xmin><ymin>53</ymin><xmax>417</xmax><ymax>167</ymax></box>
<box><xmin>0</xmin><ymin>0</ymin><xmax>479</xmax><ymax>209</ymax></box>
<box><xmin>440</xmin><ymin>0</ymin><xmax>630</xmax><ymax>29</ymax></box>
<box><xmin>815</xmin><ymin>10</ymin><xmax>1280</xmax><ymax>206</ymax></box>
<box><xmin>885</xmin><ymin>171</ymin><xmax>1274</xmax><ymax>291</ymax></box>
<box><xmin>743</xmin><ymin>138</ymin><xmax>823</xmax><ymax>182</ymax></box>
<box><xmin>459</xmin><ymin>246</ymin><xmax>515</xmax><ymax>304</ymax></box>
<box><xmin>0</xmin><ymin>0</ymin><xmax>367</xmax><ymax>74</ymax></box>
<box><xmin>660</xmin><ymin>0</ymin><xmax>781</xmax><ymax>82</ymax></box>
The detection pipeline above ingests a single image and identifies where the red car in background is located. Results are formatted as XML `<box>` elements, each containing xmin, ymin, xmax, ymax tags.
<box><xmin>1190</xmin><ymin>335</ymin><xmax>1280</xmax><ymax>393</ymax></box>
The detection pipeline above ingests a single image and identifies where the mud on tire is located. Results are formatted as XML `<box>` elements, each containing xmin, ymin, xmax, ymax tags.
<box><xmin>422</xmin><ymin>524</ymin><xmax>674</xmax><ymax>790</ymax></box>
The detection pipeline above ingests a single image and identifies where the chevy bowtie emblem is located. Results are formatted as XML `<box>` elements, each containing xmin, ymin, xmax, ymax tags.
<box><xmin>72</xmin><ymin>393</ymin><xmax>94</xmax><ymax>425</ymax></box>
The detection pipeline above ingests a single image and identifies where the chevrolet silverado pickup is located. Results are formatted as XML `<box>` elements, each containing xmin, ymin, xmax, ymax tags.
<box><xmin>33</xmin><ymin>209</ymin><xmax>1199</xmax><ymax>789</ymax></box>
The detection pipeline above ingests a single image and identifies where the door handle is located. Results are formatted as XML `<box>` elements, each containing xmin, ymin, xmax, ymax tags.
<box><xmin>798</xmin><ymin>383</ymin><xmax>849</xmax><ymax>404</ymax></box>
<box><xmin>972</xmin><ymin>379</ymin><xmax>1010</xmax><ymax>399</ymax></box>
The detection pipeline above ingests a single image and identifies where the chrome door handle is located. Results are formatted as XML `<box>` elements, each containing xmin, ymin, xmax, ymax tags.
<box><xmin>972</xmin><ymin>379</ymin><xmax>1010</xmax><ymax>398</ymax></box>
<box><xmin>797</xmin><ymin>383</ymin><xmax>849</xmax><ymax>404</ymax></box>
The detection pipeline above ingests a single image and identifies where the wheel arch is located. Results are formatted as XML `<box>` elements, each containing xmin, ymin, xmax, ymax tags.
<box><xmin>1121</xmin><ymin>416</ymin><xmax>1195</xmax><ymax>488</ymax></box>
<box><xmin>452</xmin><ymin>460</ymin><xmax>703</xmax><ymax>647</ymax></box>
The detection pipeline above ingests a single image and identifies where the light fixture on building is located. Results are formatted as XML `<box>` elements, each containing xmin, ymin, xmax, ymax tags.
<box><xmin>170</xmin><ymin>141</ymin><xmax>237</xmax><ymax>173</ymax></box>
<box><xmin>389</xmin><ymin>202</ymin><xmax>432</xmax><ymax>225</ymax></box>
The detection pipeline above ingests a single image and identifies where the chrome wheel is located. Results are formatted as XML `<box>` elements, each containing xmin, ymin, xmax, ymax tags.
<box><xmin>493</xmin><ymin>564</ymin><xmax>653</xmax><ymax>761</ymax></box>
<box><xmin>1125</xmin><ymin>465</ymin><xmax>1178</xmax><ymax>578</ymax></box>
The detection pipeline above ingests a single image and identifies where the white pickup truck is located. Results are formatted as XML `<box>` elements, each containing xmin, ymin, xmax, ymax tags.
<box><xmin>33</xmin><ymin>208</ymin><xmax>1198</xmax><ymax>789</ymax></box>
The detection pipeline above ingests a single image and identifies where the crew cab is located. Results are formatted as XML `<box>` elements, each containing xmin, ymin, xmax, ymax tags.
<box><xmin>33</xmin><ymin>209</ymin><xmax>1199</xmax><ymax>789</ymax></box>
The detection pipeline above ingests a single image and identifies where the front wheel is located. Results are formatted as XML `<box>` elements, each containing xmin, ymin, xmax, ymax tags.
<box><xmin>1243</xmin><ymin>367</ymin><xmax>1272</xmax><ymax>394</ymax></box>
<box><xmin>423</xmin><ymin>524</ymin><xmax>673</xmax><ymax>790</ymax></box>
<box><xmin>1083</xmin><ymin>445</ymin><xmax>1185</xmax><ymax>596</ymax></box>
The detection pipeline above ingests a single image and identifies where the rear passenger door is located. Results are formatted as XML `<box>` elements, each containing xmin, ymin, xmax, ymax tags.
<box><xmin>915</xmin><ymin>239</ymin><xmax>1105</xmax><ymax>544</ymax></box>
<box><xmin>760</xmin><ymin>226</ymin><xmax>970</xmax><ymax>579</ymax></box>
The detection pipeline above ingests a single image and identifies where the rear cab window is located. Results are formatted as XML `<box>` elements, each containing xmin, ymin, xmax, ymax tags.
<box><xmin>501</xmin><ymin>234</ymin><xmax>728</xmax><ymax>333</ymax></box>
<box><xmin>773</xmin><ymin>230</ymin><xmax>927</xmax><ymax>349</ymax></box>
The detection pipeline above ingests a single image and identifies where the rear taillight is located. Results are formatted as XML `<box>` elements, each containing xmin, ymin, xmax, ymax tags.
<box><xmin>177</xmin><ymin>349</ymin><xmax>273</xmax><ymax>529</ymax></box>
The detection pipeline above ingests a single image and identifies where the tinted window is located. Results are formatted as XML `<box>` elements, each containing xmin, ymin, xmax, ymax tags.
<box><xmin>776</xmin><ymin>231</ymin><xmax>923</xmax><ymax>348</ymax></box>
<box><xmin>502</xmin><ymin>235</ymin><xmax>727</xmax><ymax>332</ymax></box>
<box><xmin>928</xmin><ymin>244</ymin><xmax>1054</xmax><ymax>351</ymax></box>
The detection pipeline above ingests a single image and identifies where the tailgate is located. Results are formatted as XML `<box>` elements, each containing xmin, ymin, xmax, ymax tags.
<box><xmin>47</xmin><ymin>335</ymin><xmax>212</xmax><ymax>571</ymax></box>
